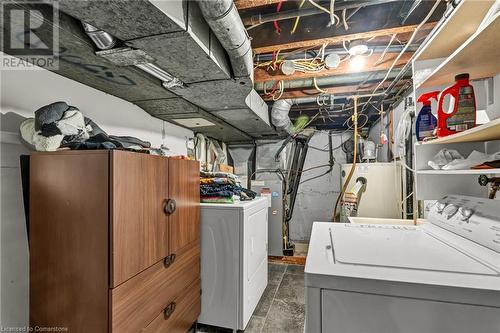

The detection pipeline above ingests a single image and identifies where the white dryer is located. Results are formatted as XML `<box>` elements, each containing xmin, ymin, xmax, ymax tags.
<box><xmin>305</xmin><ymin>195</ymin><xmax>500</xmax><ymax>333</ymax></box>
<box><xmin>198</xmin><ymin>197</ymin><xmax>268</xmax><ymax>331</ymax></box>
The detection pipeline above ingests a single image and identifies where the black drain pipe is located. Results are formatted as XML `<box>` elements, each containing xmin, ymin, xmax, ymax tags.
<box><xmin>286</xmin><ymin>135</ymin><xmax>310</xmax><ymax>223</ymax></box>
<box><xmin>405</xmin><ymin>98</ymin><xmax>415</xmax><ymax>219</ymax></box>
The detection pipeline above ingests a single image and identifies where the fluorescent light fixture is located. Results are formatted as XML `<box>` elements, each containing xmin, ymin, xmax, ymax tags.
<box><xmin>348</xmin><ymin>40</ymin><xmax>369</xmax><ymax>56</ymax></box>
<box><xmin>135</xmin><ymin>63</ymin><xmax>184</xmax><ymax>89</ymax></box>
<box><xmin>349</xmin><ymin>55</ymin><xmax>366</xmax><ymax>71</ymax></box>
<box><xmin>82</xmin><ymin>22</ymin><xmax>116</xmax><ymax>50</ymax></box>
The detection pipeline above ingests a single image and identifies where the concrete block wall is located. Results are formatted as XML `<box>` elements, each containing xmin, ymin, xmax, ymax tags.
<box><xmin>289</xmin><ymin>132</ymin><xmax>350</xmax><ymax>242</ymax></box>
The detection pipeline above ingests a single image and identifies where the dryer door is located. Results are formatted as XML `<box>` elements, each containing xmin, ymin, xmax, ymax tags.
<box><xmin>242</xmin><ymin>204</ymin><xmax>268</xmax><ymax>329</ymax></box>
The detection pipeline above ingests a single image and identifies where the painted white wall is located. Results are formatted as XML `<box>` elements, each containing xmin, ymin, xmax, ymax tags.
<box><xmin>1</xmin><ymin>56</ymin><xmax>193</xmax><ymax>153</ymax></box>
<box><xmin>0</xmin><ymin>53</ymin><xmax>193</xmax><ymax>328</ymax></box>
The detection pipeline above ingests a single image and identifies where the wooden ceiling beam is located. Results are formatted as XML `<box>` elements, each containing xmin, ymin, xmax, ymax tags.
<box><xmin>254</xmin><ymin>52</ymin><xmax>413</xmax><ymax>83</ymax></box>
<box><xmin>235</xmin><ymin>0</ymin><xmax>283</xmax><ymax>10</ymax></box>
<box><xmin>252</xmin><ymin>22</ymin><xmax>436</xmax><ymax>54</ymax></box>
<box><xmin>260</xmin><ymin>80</ymin><xmax>408</xmax><ymax>101</ymax></box>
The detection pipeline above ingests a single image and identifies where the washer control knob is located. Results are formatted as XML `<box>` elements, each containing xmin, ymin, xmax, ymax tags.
<box><xmin>436</xmin><ymin>202</ymin><xmax>447</xmax><ymax>213</ymax></box>
<box><xmin>443</xmin><ymin>204</ymin><xmax>458</xmax><ymax>219</ymax></box>
<box><xmin>458</xmin><ymin>207</ymin><xmax>474</xmax><ymax>221</ymax></box>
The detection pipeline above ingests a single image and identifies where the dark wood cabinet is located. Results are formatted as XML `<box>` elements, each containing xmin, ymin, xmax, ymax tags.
<box><xmin>168</xmin><ymin>158</ymin><xmax>200</xmax><ymax>254</ymax></box>
<box><xmin>29</xmin><ymin>150</ymin><xmax>200</xmax><ymax>333</ymax></box>
<box><xmin>111</xmin><ymin>152</ymin><xmax>170</xmax><ymax>287</ymax></box>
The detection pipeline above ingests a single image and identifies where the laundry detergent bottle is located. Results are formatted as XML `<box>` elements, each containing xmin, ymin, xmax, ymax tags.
<box><xmin>416</xmin><ymin>91</ymin><xmax>439</xmax><ymax>141</ymax></box>
<box><xmin>437</xmin><ymin>73</ymin><xmax>476</xmax><ymax>137</ymax></box>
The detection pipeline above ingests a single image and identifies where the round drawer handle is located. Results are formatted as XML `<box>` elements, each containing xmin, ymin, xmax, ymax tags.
<box><xmin>164</xmin><ymin>302</ymin><xmax>176</xmax><ymax>320</ymax></box>
<box><xmin>164</xmin><ymin>199</ymin><xmax>176</xmax><ymax>215</ymax></box>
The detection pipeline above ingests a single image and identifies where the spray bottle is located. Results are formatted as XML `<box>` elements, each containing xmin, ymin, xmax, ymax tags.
<box><xmin>416</xmin><ymin>91</ymin><xmax>439</xmax><ymax>141</ymax></box>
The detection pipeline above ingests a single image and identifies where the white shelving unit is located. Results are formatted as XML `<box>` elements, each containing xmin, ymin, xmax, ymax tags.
<box><xmin>417</xmin><ymin>12</ymin><xmax>500</xmax><ymax>89</ymax></box>
<box><xmin>412</xmin><ymin>1</ymin><xmax>500</xmax><ymax>200</ymax></box>
<box><xmin>415</xmin><ymin>140</ymin><xmax>500</xmax><ymax>199</ymax></box>
<box><xmin>420</xmin><ymin>117</ymin><xmax>500</xmax><ymax>144</ymax></box>
<box><xmin>413</xmin><ymin>0</ymin><xmax>496</xmax><ymax>87</ymax></box>
<box><xmin>417</xmin><ymin>169</ymin><xmax>500</xmax><ymax>175</ymax></box>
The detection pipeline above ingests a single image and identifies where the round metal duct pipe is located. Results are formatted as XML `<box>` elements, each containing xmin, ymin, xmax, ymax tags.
<box><xmin>271</xmin><ymin>96</ymin><xmax>338</xmax><ymax>134</ymax></box>
<box><xmin>271</xmin><ymin>99</ymin><xmax>294</xmax><ymax>134</ymax></box>
<box><xmin>196</xmin><ymin>0</ymin><xmax>253</xmax><ymax>79</ymax></box>
<box><xmin>255</xmin><ymin>69</ymin><xmax>405</xmax><ymax>91</ymax></box>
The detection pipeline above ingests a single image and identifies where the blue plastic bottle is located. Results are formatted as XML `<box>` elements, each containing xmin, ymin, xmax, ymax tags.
<box><xmin>416</xmin><ymin>91</ymin><xmax>439</xmax><ymax>141</ymax></box>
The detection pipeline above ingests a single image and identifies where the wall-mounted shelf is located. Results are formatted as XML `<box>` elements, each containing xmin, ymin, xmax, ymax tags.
<box><xmin>417</xmin><ymin>12</ymin><xmax>500</xmax><ymax>89</ymax></box>
<box><xmin>417</xmin><ymin>169</ymin><xmax>500</xmax><ymax>175</ymax></box>
<box><xmin>412</xmin><ymin>2</ymin><xmax>499</xmax><ymax>201</ymax></box>
<box><xmin>415</xmin><ymin>0</ymin><xmax>494</xmax><ymax>62</ymax></box>
<box><xmin>421</xmin><ymin>117</ymin><xmax>500</xmax><ymax>145</ymax></box>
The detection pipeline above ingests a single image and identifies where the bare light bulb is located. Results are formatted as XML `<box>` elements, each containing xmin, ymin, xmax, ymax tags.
<box><xmin>349</xmin><ymin>55</ymin><xmax>365</xmax><ymax>71</ymax></box>
<box><xmin>348</xmin><ymin>41</ymin><xmax>369</xmax><ymax>56</ymax></box>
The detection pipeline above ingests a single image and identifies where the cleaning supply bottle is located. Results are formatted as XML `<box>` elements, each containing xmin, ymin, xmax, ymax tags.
<box><xmin>416</xmin><ymin>91</ymin><xmax>439</xmax><ymax>141</ymax></box>
<box><xmin>437</xmin><ymin>73</ymin><xmax>476</xmax><ymax>137</ymax></box>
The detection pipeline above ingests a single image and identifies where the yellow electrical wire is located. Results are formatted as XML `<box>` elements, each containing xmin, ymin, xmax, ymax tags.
<box><xmin>333</xmin><ymin>97</ymin><xmax>359</xmax><ymax>221</ymax></box>
<box><xmin>313</xmin><ymin>77</ymin><xmax>328</xmax><ymax>94</ymax></box>
<box><xmin>291</xmin><ymin>0</ymin><xmax>306</xmax><ymax>34</ymax></box>
<box><xmin>342</xmin><ymin>8</ymin><xmax>348</xmax><ymax>30</ymax></box>
<box><xmin>329</xmin><ymin>0</ymin><xmax>336</xmax><ymax>25</ymax></box>
<box><xmin>272</xmin><ymin>80</ymin><xmax>284</xmax><ymax>101</ymax></box>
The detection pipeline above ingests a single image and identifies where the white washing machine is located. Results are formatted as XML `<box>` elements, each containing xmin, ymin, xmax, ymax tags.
<box><xmin>198</xmin><ymin>197</ymin><xmax>268</xmax><ymax>331</ymax></box>
<box><xmin>305</xmin><ymin>195</ymin><xmax>500</xmax><ymax>333</ymax></box>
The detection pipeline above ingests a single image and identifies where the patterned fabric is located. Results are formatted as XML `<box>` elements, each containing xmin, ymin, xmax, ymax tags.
<box><xmin>200</xmin><ymin>177</ymin><xmax>235</xmax><ymax>185</ymax></box>
<box><xmin>201</xmin><ymin>196</ymin><xmax>234</xmax><ymax>204</ymax></box>
<box><xmin>200</xmin><ymin>170</ymin><xmax>238</xmax><ymax>179</ymax></box>
<box><xmin>200</xmin><ymin>184</ymin><xmax>236</xmax><ymax>198</ymax></box>
<box><xmin>199</xmin><ymin>171</ymin><xmax>256</xmax><ymax>203</ymax></box>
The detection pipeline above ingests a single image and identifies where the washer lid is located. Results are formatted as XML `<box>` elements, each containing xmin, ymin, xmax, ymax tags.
<box><xmin>331</xmin><ymin>224</ymin><xmax>499</xmax><ymax>276</ymax></box>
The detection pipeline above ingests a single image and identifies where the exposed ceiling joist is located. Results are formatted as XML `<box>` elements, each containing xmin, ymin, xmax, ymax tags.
<box><xmin>254</xmin><ymin>52</ymin><xmax>414</xmax><ymax>83</ymax></box>
<box><xmin>252</xmin><ymin>22</ymin><xmax>437</xmax><ymax>54</ymax></box>
<box><xmin>261</xmin><ymin>80</ymin><xmax>408</xmax><ymax>100</ymax></box>
<box><xmin>241</xmin><ymin>0</ymin><xmax>400</xmax><ymax>26</ymax></box>
<box><xmin>235</xmin><ymin>0</ymin><xmax>282</xmax><ymax>10</ymax></box>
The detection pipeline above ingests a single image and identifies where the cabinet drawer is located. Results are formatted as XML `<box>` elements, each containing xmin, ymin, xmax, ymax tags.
<box><xmin>142</xmin><ymin>279</ymin><xmax>201</xmax><ymax>333</ymax></box>
<box><xmin>111</xmin><ymin>243</ymin><xmax>199</xmax><ymax>333</ymax></box>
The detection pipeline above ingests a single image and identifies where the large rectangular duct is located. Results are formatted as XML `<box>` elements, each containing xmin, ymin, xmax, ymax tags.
<box><xmin>228</xmin><ymin>144</ymin><xmax>255</xmax><ymax>187</ymax></box>
<box><xmin>3</xmin><ymin>0</ymin><xmax>276</xmax><ymax>142</ymax></box>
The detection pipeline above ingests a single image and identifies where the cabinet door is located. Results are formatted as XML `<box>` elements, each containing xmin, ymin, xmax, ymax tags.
<box><xmin>111</xmin><ymin>151</ymin><xmax>169</xmax><ymax>287</ymax></box>
<box><xmin>168</xmin><ymin>159</ymin><xmax>200</xmax><ymax>253</ymax></box>
<box><xmin>30</xmin><ymin>151</ymin><xmax>109</xmax><ymax>333</ymax></box>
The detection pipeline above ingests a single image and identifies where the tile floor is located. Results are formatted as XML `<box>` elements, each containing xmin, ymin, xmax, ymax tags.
<box><xmin>197</xmin><ymin>262</ymin><xmax>306</xmax><ymax>333</ymax></box>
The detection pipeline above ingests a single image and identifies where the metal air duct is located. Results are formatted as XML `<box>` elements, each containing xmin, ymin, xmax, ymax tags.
<box><xmin>82</xmin><ymin>22</ymin><xmax>184</xmax><ymax>90</ymax></box>
<box><xmin>271</xmin><ymin>95</ymin><xmax>338</xmax><ymax>134</ymax></box>
<box><xmin>196</xmin><ymin>0</ymin><xmax>253</xmax><ymax>78</ymax></box>
<box><xmin>272</xmin><ymin>99</ymin><xmax>295</xmax><ymax>134</ymax></box>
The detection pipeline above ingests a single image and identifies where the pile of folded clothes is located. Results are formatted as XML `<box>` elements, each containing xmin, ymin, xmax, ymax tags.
<box><xmin>428</xmin><ymin>148</ymin><xmax>500</xmax><ymax>170</ymax></box>
<box><xmin>200</xmin><ymin>171</ymin><xmax>257</xmax><ymax>204</ymax></box>
<box><xmin>19</xmin><ymin>101</ymin><xmax>154</xmax><ymax>152</ymax></box>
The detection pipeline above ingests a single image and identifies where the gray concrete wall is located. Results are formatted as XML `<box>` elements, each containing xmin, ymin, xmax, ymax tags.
<box><xmin>0</xmin><ymin>59</ymin><xmax>193</xmax><ymax>328</ymax></box>
<box><xmin>289</xmin><ymin>131</ymin><xmax>350</xmax><ymax>242</ymax></box>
